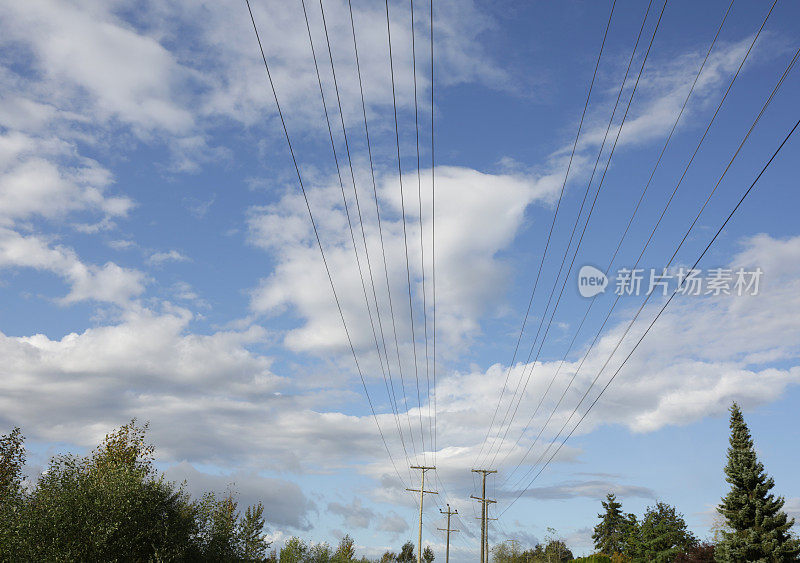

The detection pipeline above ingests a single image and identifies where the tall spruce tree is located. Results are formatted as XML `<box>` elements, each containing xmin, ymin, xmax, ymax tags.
<box><xmin>592</xmin><ymin>493</ymin><xmax>635</xmax><ymax>556</ymax></box>
<box><xmin>716</xmin><ymin>403</ymin><xmax>800</xmax><ymax>562</ymax></box>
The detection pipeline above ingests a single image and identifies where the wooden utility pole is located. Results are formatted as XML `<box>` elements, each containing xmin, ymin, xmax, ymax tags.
<box><xmin>474</xmin><ymin>516</ymin><xmax>498</xmax><ymax>561</ymax></box>
<box><xmin>407</xmin><ymin>466</ymin><xmax>438</xmax><ymax>563</ymax></box>
<box><xmin>438</xmin><ymin>504</ymin><xmax>459</xmax><ymax>563</ymax></box>
<box><xmin>506</xmin><ymin>538</ymin><xmax>519</xmax><ymax>551</ymax></box>
<box><xmin>470</xmin><ymin>469</ymin><xmax>497</xmax><ymax>563</ymax></box>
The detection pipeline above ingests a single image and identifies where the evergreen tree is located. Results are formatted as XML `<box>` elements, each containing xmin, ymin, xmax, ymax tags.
<box><xmin>422</xmin><ymin>545</ymin><xmax>435</xmax><ymax>563</ymax></box>
<box><xmin>634</xmin><ymin>501</ymin><xmax>696</xmax><ymax>562</ymax></box>
<box><xmin>592</xmin><ymin>493</ymin><xmax>635</xmax><ymax>556</ymax></box>
<box><xmin>239</xmin><ymin>502</ymin><xmax>270</xmax><ymax>560</ymax></box>
<box><xmin>716</xmin><ymin>403</ymin><xmax>800</xmax><ymax>562</ymax></box>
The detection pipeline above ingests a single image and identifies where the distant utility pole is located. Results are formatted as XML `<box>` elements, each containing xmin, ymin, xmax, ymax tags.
<box><xmin>505</xmin><ymin>539</ymin><xmax>520</xmax><ymax>558</ymax></box>
<box><xmin>470</xmin><ymin>469</ymin><xmax>497</xmax><ymax>563</ymax></box>
<box><xmin>474</xmin><ymin>516</ymin><xmax>498</xmax><ymax>562</ymax></box>
<box><xmin>407</xmin><ymin>466</ymin><xmax>438</xmax><ymax>563</ymax></box>
<box><xmin>438</xmin><ymin>504</ymin><xmax>459</xmax><ymax>563</ymax></box>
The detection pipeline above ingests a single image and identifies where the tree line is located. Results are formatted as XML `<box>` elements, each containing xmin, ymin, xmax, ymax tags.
<box><xmin>490</xmin><ymin>403</ymin><xmax>799</xmax><ymax>562</ymax></box>
<box><xmin>1</xmin><ymin>403</ymin><xmax>798</xmax><ymax>561</ymax></box>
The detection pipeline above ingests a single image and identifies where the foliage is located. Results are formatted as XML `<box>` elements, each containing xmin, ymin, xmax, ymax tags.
<box><xmin>630</xmin><ymin>501</ymin><xmax>696</xmax><ymax>562</ymax></box>
<box><xmin>422</xmin><ymin>545</ymin><xmax>435</xmax><ymax>563</ymax></box>
<box><xmin>0</xmin><ymin>421</ymin><xmax>270</xmax><ymax>562</ymax></box>
<box><xmin>334</xmin><ymin>534</ymin><xmax>356</xmax><ymax>562</ymax></box>
<box><xmin>280</xmin><ymin>536</ymin><xmax>310</xmax><ymax>563</ymax></box>
<box><xmin>492</xmin><ymin>537</ymin><xmax>573</xmax><ymax>563</ymax></box>
<box><xmin>674</xmin><ymin>541</ymin><xmax>715</xmax><ymax>562</ymax></box>
<box><xmin>0</xmin><ymin>427</ymin><xmax>26</xmax><ymax>562</ymax></box>
<box><xmin>397</xmin><ymin>540</ymin><xmax>415</xmax><ymax>562</ymax></box>
<box><xmin>715</xmin><ymin>403</ymin><xmax>800</xmax><ymax>562</ymax></box>
<box><xmin>592</xmin><ymin>493</ymin><xmax>636</xmax><ymax>557</ymax></box>
<box><xmin>307</xmin><ymin>540</ymin><xmax>333</xmax><ymax>563</ymax></box>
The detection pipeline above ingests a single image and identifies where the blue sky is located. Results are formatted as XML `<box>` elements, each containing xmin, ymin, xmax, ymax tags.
<box><xmin>1</xmin><ymin>0</ymin><xmax>799</xmax><ymax>559</ymax></box>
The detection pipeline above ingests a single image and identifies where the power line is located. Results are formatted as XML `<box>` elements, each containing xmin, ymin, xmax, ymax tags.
<box><xmin>386</xmin><ymin>0</ymin><xmax>427</xmax><ymax>463</ymax></box>
<box><xmin>506</xmin><ymin>113</ymin><xmax>800</xmax><ymax>513</ymax></box>
<box><xmin>346</xmin><ymin>0</ymin><xmax>419</xmax><ymax>464</ymax></box>
<box><xmin>496</xmin><ymin>0</ymin><xmax>736</xmax><ymax>474</ymax></box>
<box><xmin>429</xmin><ymin>0</ymin><xmax>438</xmax><ymax>472</ymax></box>
<box><xmin>483</xmin><ymin>0</ymin><xmax>667</xmax><ymax>469</ymax></box>
<box><xmin>245</xmin><ymin>0</ymin><xmax>407</xmax><ymax>489</ymax></box>
<box><xmin>472</xmin><ymin>0</ymin><xmax>618</xmax><ymax>470</ymax></box>
<box><xmin>299</xmin><ymin>0</ymin><xmax>410</xmax><ymax>471</ymax></box>
<box><xmin>499</xmin><ymin>0</ymin><xmax>778</xmax><ymax>488</ymax></box>
<box><xmin>410</xmin><ymin>0</ymin><xmax>434</xmax><ymax>463</ymax></box>
<box><xmin>317</xmin><ymin>0</ymin><xmax>416</xmax><ymax>474</ymax></box>
<box><xmin>502</xmin><ymin>41</ymin><xmax>797</xmax><ymax>510</ymax></box>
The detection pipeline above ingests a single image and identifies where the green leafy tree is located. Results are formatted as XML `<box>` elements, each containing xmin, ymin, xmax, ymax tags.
<box><xmin>593</xmin><ymin>493</ymin><xmax>636</xmax><ymax>556</ymax></box>
<box><xmin>0</xmin><ymin>421</ymin><xmax>270</xmax><ymax>561</ymax></box>
<box><xmin>281</xmin><ymin>536</ymin><xmax>310</xmax><ymax>563</ymax></box>
<box><xmin>397</xmin><ymin>540</ymin><xmax>415</xmax><ymax>563</ymax></box>
<box><xmin>16</xmin><ymin>421</ymin><xmax>199</xmax><ymax>561</ymax></box>
<box><xmin>333</xmin><ymin>534</ymin><xmax>356</xmax><ymax>562</ymax></box>
<box><xmin>715</xmin><ymin>403</ymin><xmax>800</xmax><ymax>562</ymax></box>
<box><xmin>308</xmin><ymin>541</ymin><xmax>333</xmax><ymax>563</ymax></box>
<box><xmin>632</xmin><ymin>501</ymin><xmax>696</xmax><ymax>562</ymax></box>
<box><xmin>0</xmin><ymin>427</ymin><xmax>26</xmax><ymax>561</ymax></box>
<box><xmin>491</xmin><ymin>542</ymin><xmax>514</xmax><ymax>563</ymax></box>
<box><xmin>542</xmin><ymin>539</ymin><xmax>573</xmax><ymax>562</ymax></box>
<box><xmin>422</xmin><ymin>545</ymin><xmax>435</xmax><ymax>563</ymax></box>
<box><xmin>381</xmin><ymin>550</ymin><xmax>397</xmax><ymax>563</ymax></box>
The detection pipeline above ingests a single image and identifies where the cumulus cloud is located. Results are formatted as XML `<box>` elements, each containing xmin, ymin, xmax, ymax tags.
<box><xmin>0</xmin><ymin>0</ymin><xmax>193</xmax><ymax>135</ymax></box>
<box><xmin>247</xmin><ymin>165</ymin><xmax>559</xmax><ymax>360</ymax></box>
<box><xmin>356</xmin><ymin>234</ymin><xmax>800</xmax><ymax>499</ymax></box>
<box><xmin>0</xmin><ymin>132</ymin><xmax>133</xmax><ymax>227</ymax></box>
<box><xmin>0</xmin><ymin>228</ymin><xmax>146</xmax><ymax>306</ymax></box>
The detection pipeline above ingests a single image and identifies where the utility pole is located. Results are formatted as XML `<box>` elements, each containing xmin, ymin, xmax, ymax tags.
<box><xmin>506</xmin><ymin>539</ymin><xmax>520</xmax><ymax>561</ymax></box>
<box><xmin>474</xmin><ymin>516</ymin><xmax>498</xmax><ymax>562</ymax></box>
<box><xmin>407</xmin><ymin>466</ymin><xmax>438</xmax><ymax>563</ymax></box>
<box><xmin>438</xmin><ymin>504</ymin><xmax>459</xmax><ymax>563</ymax></box>
<box><xmin>471</xmin><ymin>469</ymin><xmax>497</xmax><ymax>563</ymax></box>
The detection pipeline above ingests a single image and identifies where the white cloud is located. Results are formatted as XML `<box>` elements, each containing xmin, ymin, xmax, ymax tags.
<box><xmin>247</xmin><ymin>165</ymin><xmax>559</xmax><ymax>359</ymax></box>
<box><xmin>0</xmin><ymin>0</ymin><xmax>193</xmax><ymax>136</ymax></box>
<box><xmin>0</xmin><ymin>228</ymin><xmax>146</xmax><ymax>306</ymax></box>
<box><xmin>358</xmin><ymin>234</ymin><xmax>800</xmax><ymax>493</ymax></box>
<box><xmin>148</xmin><ymin>250</ymin><xmax>191</xmax><ymax>266</ymax></box>
<box><xmin>0</xmin><ymin>132</ymin><xmax>133</xmax><ymax>227</ymax></box>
